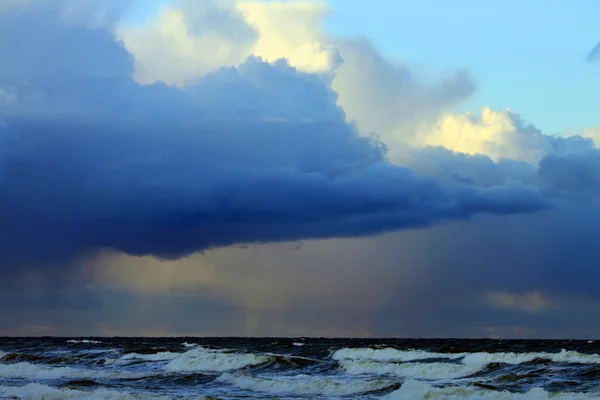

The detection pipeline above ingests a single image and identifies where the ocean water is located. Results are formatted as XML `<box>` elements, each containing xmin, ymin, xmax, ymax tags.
<box><xmin>0</xmin><ymin>338</ymin><xmax>599</xmax><ymax>399</ymax></box>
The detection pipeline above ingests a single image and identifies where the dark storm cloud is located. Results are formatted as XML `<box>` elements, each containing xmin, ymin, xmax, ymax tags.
<box><xmin>0</xmin><ymin>4</ymin><xmax>549</xmax><ymax>270</ymax></box>
<box><xmin>538</xmin><ymin>150</ymin><xmax>600</xmax><ymax>197</ymax></box>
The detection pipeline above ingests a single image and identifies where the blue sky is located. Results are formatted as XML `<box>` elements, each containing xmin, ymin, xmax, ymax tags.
<box><xmin>123</xmin><ymin>0</ymin><xmax>600</xmax><ymax>134</ymax></box>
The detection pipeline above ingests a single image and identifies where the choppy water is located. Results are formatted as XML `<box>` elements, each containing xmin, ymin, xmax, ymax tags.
<box><xmin>1</xmin><ymin>338</ymin><xmax>600</xmax><ymax>399</ymax></box>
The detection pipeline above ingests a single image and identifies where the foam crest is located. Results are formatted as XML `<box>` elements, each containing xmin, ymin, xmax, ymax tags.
<box><xmin>67</xmin><ymin>340</ymin><xmax>102</xmax><ymax>344</ymax></box>
<box><xmin>333</xmin><ymin>347</ymin><xmax>600</xmax><ymax>366</ymax></box>
<box><xmin>164</xmin><ymin>346</ymin><xmax>271</xmax><ymax>372</ymax></box>
<box><xmin>120</xmin><ymin>352</ymin><xmax>180</xmax><ymax>362</ymax></box>
<box><xmin>382</xmin><ymin>379</ymin><xmax>600</xmax><ymax>400</ymax></box>
<box><xmin>0</xmin><ymin>383</ymin><xmax>175</xmax><ymax>400</ymax></box>
<box><xmin>0</xmin><ymin>362</ymin><xmax>155</xmax><ymax>380</ymax></box>
<box><xmin>462</xmin><ymin>349</ymin><xmax>600</xmax><ymax>366</ymax></box>
<box><xmin>332</xmin><ymin>347</ymin><xmax>465</xmax><ymax>362</ymax></box>
<box><xmin>217</xmin><ymin>372</ymin><xmax>395</xmax><ymax>396</ymax></box>
<box><xmin>339</xmin><ymin>359</ymin><xmax>483</xmax><ymax>380</ymax></box>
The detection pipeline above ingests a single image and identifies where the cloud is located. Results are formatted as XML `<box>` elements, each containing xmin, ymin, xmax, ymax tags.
<box><xmin>583</xmin><ymin>126</ymin><xmax>600</xmax><ymax>146</ymax></box>
<box><xmin>331</xmin><ymin>39</ymin><xmax>475</xmax><ymax>160</ymax></box>
<box><xmin>538</xmin><ymin>150</ymin><xmax>600</xmax><ymax>197</ymax></box>
<box><xmin>587</xmin><ymin>42</ymin><xmax>600</xmax><ymax>62</ymax></box>
<box><xmin>238</xmin><ymin>1</ymin><xmax>342</xmax><ymax>73</ymax></box>
<box><xmin>118</xmin><ymin>0</ymin><xmax>474</xmax><ymax>156</ymax></box>
<box><xmin>0</xmin><ymin>3</ymin><xmax>134</xmax><ymax>80</ymax></box>
<box><xmin>485</xmin><ymin>290</ymin><xmax>550</xmax><ymax>314</ymax></box>
<box><xmin>398</xmin><ymin>146</ymin><xmax>538</xmax><ymax>188</ymax></box>
<box><xmin>118</xmin><ymin>1</ymin><xmax>256</xmax><ymax>85</ymax></box>
<box><xmin>118</xmin><ymin>1</ymin><xmax>341</xmax><ymax>86</ymax></box>
<box><xmin>415</xmin><ymin>107</ymin><xmax>594</xmax><ymax>164</ymax></box>
<box><xmin>0</xmin><ymin>2</ymin><xmax>549</xmax><ymax>273</ymax></box>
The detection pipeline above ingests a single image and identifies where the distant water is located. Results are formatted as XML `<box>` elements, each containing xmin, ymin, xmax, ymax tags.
<box><xmin>1</xmin><ymin>338</ymin><xmax>600</xmax><ymax>399</ymax></box>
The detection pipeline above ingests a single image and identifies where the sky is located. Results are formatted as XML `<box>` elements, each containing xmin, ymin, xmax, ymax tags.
<box><xmin>0</xmin><ymin>0</ymin><xmax>599</xmax><ymax>338</ymax></box>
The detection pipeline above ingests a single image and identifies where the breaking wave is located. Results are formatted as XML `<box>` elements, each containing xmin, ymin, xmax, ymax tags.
<box><xmin>382</xmin><ymin>379</ymin><xmax>600</xmax><ymax>400</ymax></box>
<box><xmin>67</xmin><ymin>340</ymin><xmax>103</xmax><ymax>344</ymax></box>
<box><xmin>335</xmin><ymin>347</ymin><xmax>600</xmax><ymax>380</ymax></box>
<box><xmin>333</xmin><ymin>348</ymin><xmax>465</xmax><ymax>362</ymax></box>
<box><xmin>163</xmin><ymin>346</ymin><xmax>271</xmax><ymax>373</ymax></box>
<box><xmin>334</xmin><ymin>347</ymin><xmax>600</xmax><ymax>365</ymax></box>
<box><xmin>120</xmin><ymin>352</ymin><xmax>180</xmax><ymax>362</ymax></box>
<box><xmin>339</xmin><ymin>359</ymin><xmax>484</xmax><ymax>380</ymax></box>
<box><xmin>461</xmin><ymin>349</ymin><xmax>600</xmax><ymax>365</ymax></box>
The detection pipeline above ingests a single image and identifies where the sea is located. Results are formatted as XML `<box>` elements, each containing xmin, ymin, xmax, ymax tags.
<box><xmin>0</xmin><ymin>337</ymin><xmax>599</xmax><ymax>399</ymax></box>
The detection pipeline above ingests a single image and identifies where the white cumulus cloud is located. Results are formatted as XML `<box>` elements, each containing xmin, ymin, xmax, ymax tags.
<box><xmin>416</xmin><ymin>107</ymin><xmax>594</xmax><ymax>165</ymax></box>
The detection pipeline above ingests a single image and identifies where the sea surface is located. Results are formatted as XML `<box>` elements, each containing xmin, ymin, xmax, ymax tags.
<box><xmin>0</xmin><ymin>337</ymin><xmax>599</xmax><ymax>399</ymax></box>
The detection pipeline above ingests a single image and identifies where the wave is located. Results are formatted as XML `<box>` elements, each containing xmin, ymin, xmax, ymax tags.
<box><xmin>336</xmin><ymin>347</ymin><xmax>600</xmax><ymax>380</ymax></box>
<box><xmin>382</xmin><ymin>379</ymin><xmax>600</xmax><ymax>400</ymax></box>
<box><xmin>0</xmin><ymin>362</ymin><xmax>156</xmax><ymax>380</ymax></box>
<box><xmin>67</xmin><ymin>340</ymin><xmax>102</xmax><ymax>344</ymax></box>
<box><xmin>0</xmin><ymin>383</ymin><xmax>189</xmax><ymax>400</ymax></box>
<box><xmin>462</xmin><ymin>349</ymin><xmax>600</xmax><ymax>366</ymax></box>
<box><xmin>339</xmin><ymin>359</ymin><xmax>484</xmax><ymax>380</ymax></box>
<box><xmin>120</xmin><ymin>352</ymin><xmax>180</xmax><ymax>362</ymax></box>
<box><xmin>333</xmin><ymin>348</ymin><xmax>465</xmax><ymax>362</ymax></box>
<box><xmin>334</xmin><ymin>347</ymin><xmax>600</xmax><ymax>366</ymax></box>
<box><xmin>163</xmin><ymin>346</ymin><xmax>271</xmax><ymax>373</ymax></box>
<box><xmin>217</xmin><ymin>372</ymin><xmax>396</xmax><ymax>396</ymax></box>
<box><xmin>1</xmin><ymin>352</ymin><xmax>47</xmax><ymax>363</ymax></box>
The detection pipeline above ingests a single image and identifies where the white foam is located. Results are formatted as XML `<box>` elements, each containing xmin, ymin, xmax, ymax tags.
<box><xmin>0</xmin><ymin>362</ymin><xmax>155</xmax><ymax>380</ymax></box>
<box><xmin>382</xmin><ymin>379</ymin><xmax>600</xmax><ymax>400</ymax></box>
<box><xmin>339</xmin><ymin>359</ymin><xmax>484</xmax><ymax>380</ymax></box>
<box><xmin>217</xmin><ymin>372</ymin><xmax>394</xmax><ymax>396</ymax></box>
<box><xmin>462</xmin><ymin>349</ymin><xmax>600</xmax><ymax>366</ymax></box>
<box><xmin>333</xmin><ymin>347</ymin><xmax>600</xmax><ymax>366</ymax></box>
<box><xmin>332</xmin><ymin>347</ymin><xmax>465</xmax><ymax>362</ymax></box>
<box><xmin>293</xmin><ymin>342</ymin><xmax>305</xmax><ymax>347</ymax></box>
<box><xmin>67</xmin><ymin>340</ymin><xmax>102</xmax><ymax>344</ymax></box>
<box><xmin>0</xmin><ymin>383</ymin><xmax>178</xmax><ymax>400</ymax></box>
<box><xmin>120</xmin><ymin>352</ymin><xmax>180</xmax><ymax>362</ymax></box>
<box><xmin>182</xmin><ymin>342</ymin><xmax>199</xmax><ymax>348</ymax></box>
<box><xmin>163</xmin><ymin>346</ymin><xmax>271</xmax><ymax>373</ymax></box>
